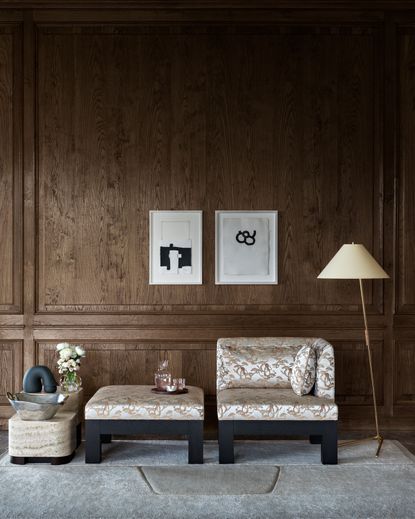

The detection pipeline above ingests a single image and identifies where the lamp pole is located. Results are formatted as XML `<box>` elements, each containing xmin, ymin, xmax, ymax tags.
<box><xmin>358</xmin><ymin>279</ymin><xmax>383</xmax><ymax>457</ymax></box>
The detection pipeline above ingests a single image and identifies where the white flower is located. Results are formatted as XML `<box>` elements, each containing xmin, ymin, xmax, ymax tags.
<box><xmin>56</xmin><ymin>342</ymin><xmax>84</xmax><ymax>375</ymax></box>
<box><xmin>59</xmin><ymin>347</ymin><xmax>73</xmax><ymax>361</ymax></box>
<box><xmin>75</xmin><ymin>346</ymin><xmax>86</xmax><ymax>357</ymax></box>
<box><xmin>56</xmin><ymin>342</ymin><xmax>70</xmax><ymax>351</ymax></box>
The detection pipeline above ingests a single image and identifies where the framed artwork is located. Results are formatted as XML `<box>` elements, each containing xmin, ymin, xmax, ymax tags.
<box><xmin>149</xmin><ymin>211</ymin><xmax>202</xmax><ymax>285</ymax></box>
<box><xmin>215</xmin><ymin>210</ymin><xmax>278</xmax><ymax>285</ymax></box>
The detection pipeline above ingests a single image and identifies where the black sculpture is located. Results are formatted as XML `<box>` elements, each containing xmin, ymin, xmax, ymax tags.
<box><xmin>22</xmin><ymin>366</ymin><xmax>57</xmax><ymax>393</ymax></box>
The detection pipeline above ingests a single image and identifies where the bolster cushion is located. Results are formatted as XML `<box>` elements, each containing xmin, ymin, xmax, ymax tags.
<box><xmin>290</xmin><ymin>344</ymin><xmax>317</xmax><ymax>396</ymax></box>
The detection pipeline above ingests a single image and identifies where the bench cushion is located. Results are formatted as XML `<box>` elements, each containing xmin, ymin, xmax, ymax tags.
<box><xmin>217</xmin><ymin>388</ymin><xmax>338</xmax><ymax>421</ymax></box>
<box><xmin>85</xmin><ymin>385</ymin><xmax>204</xmax><ymax>420</ymax></box>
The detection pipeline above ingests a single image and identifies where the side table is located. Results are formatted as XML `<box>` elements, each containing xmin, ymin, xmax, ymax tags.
<box><xmin>9</xmin><ymin>387</ymin><xmax>83</xmax><ymax>465</ymax></box>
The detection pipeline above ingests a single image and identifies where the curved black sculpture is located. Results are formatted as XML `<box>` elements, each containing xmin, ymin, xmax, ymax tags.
<box><xmin>22</xmin><ymin>366</ymin><xmax>57</xmax><ymax>393</ymax></box>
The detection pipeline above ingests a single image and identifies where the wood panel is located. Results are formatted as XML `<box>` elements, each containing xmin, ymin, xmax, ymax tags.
<box><xmin>36</xmin><ymin>26</ymin><xmax>381</xmax><ymax>313</ymax></box>
<box><xmin>1</xmin><ymin>7</ymin><xmax>415</xmax><ymax>433</ymax></box>
<box><xmin>398</xmin><ymin>32</ymin><xmax>415</xmax><ymax>314</ymax></box>
<box><xmin>0</xmin><ymin>25</ymin><xmax>22</xmax><ymax>313</ymax></box>
<box><xmin>334</xmin><ymin>340</ymin><xmax>384</xmax><ymax>405</ymax></box>
<box><xmin>36</xmin><ymin>339</ymin><xmax>380</xmax><ymax>407</ymax></box>
<box><xmin>0</xmin><ymin>342</ymin><xmax>23</xmax><ymax>426</ymax></box>
<box><xmin>36</xmin><ymin>342</ymin><xmax>216</xmax><ymax>400</ymax></box>
<box><xmin>394</xmin><ymin>341</ymin><xmax>415</xmax><ymax>404</ymax></box>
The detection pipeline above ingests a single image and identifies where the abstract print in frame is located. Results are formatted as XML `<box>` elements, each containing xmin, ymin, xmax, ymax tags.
<box><xmin>149</xmin><ymin>211</ymin><xmax>203</xmax><ymax>285</ymax></box>
<box><xmin>215</xmin><ymin>211</ymin><xmax>278</xmax><ymax>284</ymax></box>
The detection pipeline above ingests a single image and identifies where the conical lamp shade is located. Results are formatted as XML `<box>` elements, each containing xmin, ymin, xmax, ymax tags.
<box><xmin>318</xmin><ymin>244</ymin><xmax>389</xmax><ymax>279</ymax></box>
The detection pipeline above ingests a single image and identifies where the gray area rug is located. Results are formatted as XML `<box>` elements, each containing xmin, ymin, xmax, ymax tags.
<box><xmin>0</xmin><ymin>440</ymin><xmax>414</xmax><ymax>518</ymax></box>
<box><xmin>1</xmin><ymin>439</ymin><xmax>412</xmax><ymax>466</ymax></box>
<box><xmin>141</xmin><ymin>465</ymin><xmax>280</xmax><ymax>495</ymax></box>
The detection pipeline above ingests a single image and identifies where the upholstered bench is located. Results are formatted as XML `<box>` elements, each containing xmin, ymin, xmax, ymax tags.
<box><xmin>84</xmin><ymin>385</ymin><xmax>204</xmax><ymax>464</ymax></box>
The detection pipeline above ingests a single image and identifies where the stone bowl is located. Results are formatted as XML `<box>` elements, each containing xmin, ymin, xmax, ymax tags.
<box><xmin>7</xmin><ymin>392</ymin><xmax>68</xmax><ymax>421</ymax></box>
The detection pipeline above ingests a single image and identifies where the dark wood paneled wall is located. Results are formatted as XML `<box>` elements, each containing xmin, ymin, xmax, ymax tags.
<box><xmin>0</xmin><ymin>6</ymin><xmax>414</xmax><ymax>432</ymax></box>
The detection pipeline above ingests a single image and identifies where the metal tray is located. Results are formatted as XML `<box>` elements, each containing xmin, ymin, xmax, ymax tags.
<box><xmin>151</xmin><ymin>388</ymin><xmax>188</xmax><ymax>395</ymax></box>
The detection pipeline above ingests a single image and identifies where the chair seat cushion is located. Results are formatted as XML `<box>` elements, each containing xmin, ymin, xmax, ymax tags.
<box><xmin>217</xmin><ymin>388</ymin><xmax>338</xmax><ymax>421</ymax></box>
<box><xmin>85</xmin><ymin>385</ymin><xmax>204</xmax><ymax>420</ymax></box>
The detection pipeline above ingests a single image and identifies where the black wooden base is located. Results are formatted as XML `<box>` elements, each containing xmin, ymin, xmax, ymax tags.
<box><xmin>10</xmin><ymin>452</ymin><xmax>75</xmax><ymax>465</ymax></box>
<box><xmin>218</xmin><ymin>420</ymin><xmax>338</xmax><ymax>465</ymax></box>
<box><xmin>76</xmin><ymin>422</ymin><xmax>82</xmax><ymax>447</ymax></box>
<box><xmin>85</xmin><ymin>419</ymin><xmax>204</xmax><ymax>464</ymax></box>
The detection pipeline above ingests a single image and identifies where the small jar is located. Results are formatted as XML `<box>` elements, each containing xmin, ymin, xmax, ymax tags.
<box><xmin>154</xmin><ymin>360</ymin><xmax>172</xmax><ymax>390</ymax></box>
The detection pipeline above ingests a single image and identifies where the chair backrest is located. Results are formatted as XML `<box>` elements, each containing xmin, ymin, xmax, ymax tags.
<box><xmin>216</xmin><ymin>337</ymin><xmax>335</xmax><ymax>399</ymax></box>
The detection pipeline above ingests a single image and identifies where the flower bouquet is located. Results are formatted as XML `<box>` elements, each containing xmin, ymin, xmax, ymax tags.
<box><xmin>56</xmin><ymin>342</ymin><xmax>86</xmax><ymax>393</ymax></box>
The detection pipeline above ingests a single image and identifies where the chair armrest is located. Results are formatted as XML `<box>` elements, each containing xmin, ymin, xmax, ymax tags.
<box><xmin>312</xmin><ymin>338</ymin><xmax>335</xmax><ymax>400</ymax></box>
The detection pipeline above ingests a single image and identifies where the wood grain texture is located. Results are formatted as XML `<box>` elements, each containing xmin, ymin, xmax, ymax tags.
<box><xmin>36</xmin><ymin>342</ymin><xmax>216</xmax><ymax>401</ymax></box>
<box><xmin>398</xmin><ymin>33</ymin><xmax>415</xmax><ymax>314</ymax></box>
<box><xmin>36</xmin><ymin>339</ymin><xmax>376</xmax><ymax>406</ymax></box>
<box><xmin>394</xmin><ymin>341</ymin><xmax>415</xmax><ymax>404</ymax></box>
<box><xmin>334</xmin><ymin>340</ymin><xmax>384</xmax><ymax>405</ymax></box>
<box><xmin>0</xmin><ymin>341</ymin><xmax>23</xmax><ymax>416</ymax></box>
<box><xmin>0</xmin><ymin>26</ymin><xmax>22</xmax><ymax>313</ymax></box>
<box><xmin>1</xmin><ymin>1</ymin><xmax>414</xmax><ymax>10</ymax></box>
<box><xmin>36</xmin><ymin>26</ymin><xmax>381</xmax><ymax>313</ymax></box>
<box><xmin>0</xmin><ymin>9</ymin><xmax>414</xmax><ymax>432</ymax></box>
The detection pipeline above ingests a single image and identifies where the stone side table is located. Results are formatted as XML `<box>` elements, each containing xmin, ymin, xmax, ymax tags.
<box><xmin>8</xmin><ymin>388</ymin><xmax>83</xmax><ymax>465</ymax></box>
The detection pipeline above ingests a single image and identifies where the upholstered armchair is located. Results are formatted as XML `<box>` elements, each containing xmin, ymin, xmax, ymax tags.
<box><xmin>216</xmin><ymin>337</ymin><xmax>338</xmax><ymax>464</ymax></box>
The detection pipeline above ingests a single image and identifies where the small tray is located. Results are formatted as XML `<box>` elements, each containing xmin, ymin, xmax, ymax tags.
<box><xmin>151</xmin><ymin>387</ymin><xmax>188</xmax><ymax>395</ymax></box>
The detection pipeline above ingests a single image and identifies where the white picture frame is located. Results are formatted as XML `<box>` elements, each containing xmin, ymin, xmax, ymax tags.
<box><xmin>149</xmin><ymin>211</ymin><xmax>203</xmax><ymax>285</ymax></box>
<box><xmin>215</xmin><ymin>210</ymin><xmax>278</xmax><ymax>285</ymax></box>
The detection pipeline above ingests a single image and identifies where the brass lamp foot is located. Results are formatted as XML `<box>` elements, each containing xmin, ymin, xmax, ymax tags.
<box><xmin>339</xmin><ymin>434</ymin><xmax>384</xmax><ymax>457</ymax></box>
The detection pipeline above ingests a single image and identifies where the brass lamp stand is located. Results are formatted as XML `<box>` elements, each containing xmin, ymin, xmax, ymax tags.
<box><xmin>318</xmin><ymin>243</ymin><xmax>389</xmax><ymax>457</ymax></box>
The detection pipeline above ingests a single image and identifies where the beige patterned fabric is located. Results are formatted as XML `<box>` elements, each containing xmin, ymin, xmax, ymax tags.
<box><xmin>217</xmin><ymin>337</ymin><xmax>335</xmax><ymax>401</ymax></box>
<box><xmin>290</xmin><ymin>345</ymin><xmax>317</xmax><ymax>396</ymax></box>
<box><xmin>313</xmin><ymin>338</ymin><xmax>335</xmax><ymax>400</ymax></box>
<box><xmin>85</xmin><ymin>385</ymin><xmax>204</xmax><ymax>420</ymax></box>
<box><xmin>217</xmin><ymin>338</ymin><xmax>306</xmax><ymax>390</ymax></box>
<box><xmin>217</xmin><ymin>388</ymin><xmax>338</xmax><ymax>421</ymax></box>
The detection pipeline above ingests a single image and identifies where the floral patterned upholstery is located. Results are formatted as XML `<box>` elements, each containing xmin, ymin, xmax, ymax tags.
<box><xmin>217</xmin><ymin>337</ymin><xmax>336</xmax><ymax>421</ymax></box>
<box><xmin>217</xmin><ymin>338</ymin><xmax>304</xmax><ymax>390</ymax></box>
<box><xmin>290</xmin><ymin>344</ymin><xmax>317</xmax><ymax>396</ymax></box>
<box><xmin>85</xmin><ymin>385</ymin><xmax>204</xmax><ymax>420</ymax></box>
<box><xmin>217</xmin><ymin>388</ymin><xmax>338</xmax><ymax>421</ymax></box>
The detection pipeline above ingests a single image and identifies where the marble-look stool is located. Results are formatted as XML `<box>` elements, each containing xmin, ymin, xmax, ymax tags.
<box><xmin>8</xmin><ymin>388</ymin><xmax>84</xmax><ymax>465</ymax></box>
<box><xmin>9</xmin><ymin>411</ymin><xmax>77</xmax><ymax>464</ymax></box>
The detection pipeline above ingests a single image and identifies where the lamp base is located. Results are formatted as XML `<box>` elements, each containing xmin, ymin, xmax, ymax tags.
<box><xmin>339</xmin><ymin>434</ymin><xmax>383</xmax><ymax>457</ymax></box>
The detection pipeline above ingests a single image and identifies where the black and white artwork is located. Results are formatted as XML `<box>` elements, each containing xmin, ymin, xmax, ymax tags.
<box><xmin>149</xmin><ymin>211</ymin><xmax>202</xmax><ymax>285</ymax></box>
<box><xmin>159</xmin><ymin>240</ymin><xmax>192</xmax><ymax>275</ymax></box>
<box><xmin>216</xmin><ymin>211</ymin><xmax>278</xmax><ymax>284</ymax></box>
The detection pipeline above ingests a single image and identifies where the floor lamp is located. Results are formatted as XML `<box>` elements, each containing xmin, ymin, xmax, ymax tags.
<box><xmin>318</xmin><ymin>243</ymin><xmax>389</xmax><ymax>457</ymax></box>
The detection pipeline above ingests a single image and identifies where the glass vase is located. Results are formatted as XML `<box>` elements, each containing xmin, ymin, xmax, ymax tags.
<box><xmin>60</xmin><ymin>371</ymin><xmax>82</xmax><ymax>393</ymax></box>
<box><xmin>154</xmin><ymin>360</ymin><xmax>171</xmax><ymax>390</ymax></box>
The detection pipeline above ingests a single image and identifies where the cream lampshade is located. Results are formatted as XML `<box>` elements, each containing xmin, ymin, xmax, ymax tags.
<box><xmin>318</xmin><ymin>242</ymin><xmax>389</xmax><ymax>457</ymax></box>
<box><xmin>318</xmin><ymin>243</ymin><xmax>389</xmax><ymax>280</ymax></box>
